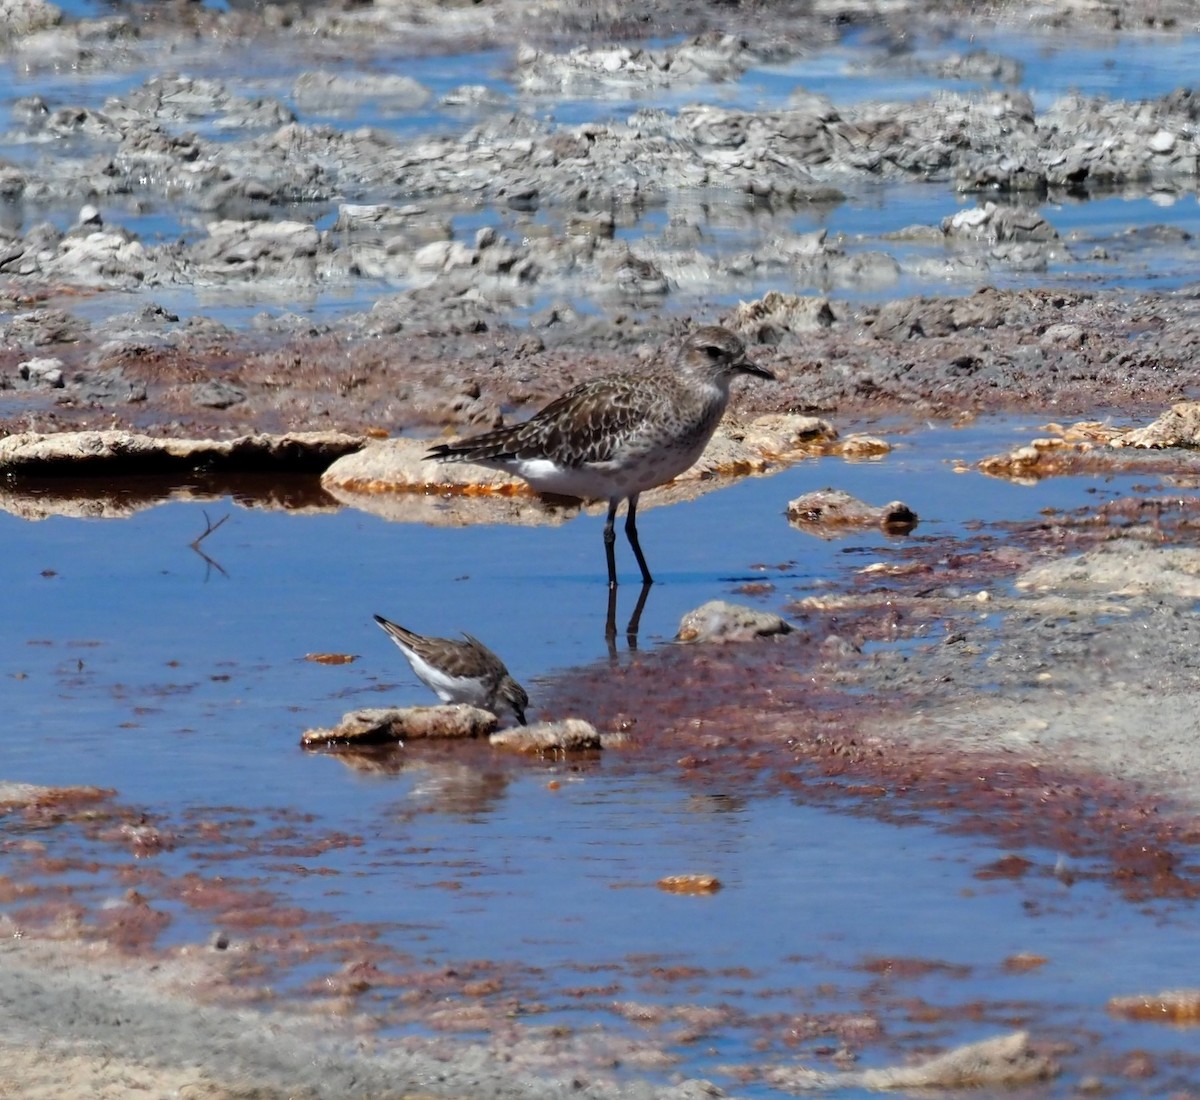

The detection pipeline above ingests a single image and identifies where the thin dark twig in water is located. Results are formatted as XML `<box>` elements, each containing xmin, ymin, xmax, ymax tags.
<box><xmin>190</xmin><ymin>510</ymin><xmax>229</xmax><ymax>549</ymax></box>
<box><xmin>189</xmin><ymin>511</ymin><xmax>230</xmax><ymax>580</ymax></box>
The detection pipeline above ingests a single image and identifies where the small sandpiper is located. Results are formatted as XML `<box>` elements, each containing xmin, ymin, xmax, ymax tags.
<box><xmin>426</xmin><ymin>325</ymin><xmax>775</xmax><ymax>587</ymax></box>
<box><xmin>373</xmin><ymin>614</ymin><xmax>528</xmax><ymax>725</ymax></box>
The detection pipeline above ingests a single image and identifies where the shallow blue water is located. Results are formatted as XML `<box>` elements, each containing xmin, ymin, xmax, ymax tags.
<box><xmin>0</xmin><ymin>417</ymin><xmax>1155</xmax><ymax>795</ymax></box>
<box><xmin>3</xmin><ymin>418</ymin><xmax>1199</xmax><ymax>1091</ymax></box>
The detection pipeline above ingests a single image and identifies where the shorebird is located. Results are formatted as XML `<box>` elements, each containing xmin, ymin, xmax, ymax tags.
<box><xmin>373</xmin><ymin>614</ymin><xmax>528</xmax><ymax>725</ymax></box>
<box><xmin>426</xmin><ymin>325</ymin><xmax>774</xmax><ymax>587</ymax></box>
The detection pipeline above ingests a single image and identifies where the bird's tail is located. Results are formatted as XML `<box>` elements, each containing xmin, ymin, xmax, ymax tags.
<box><xmin>373</xmin><ymin>614</ymin><xmax>420</xmax><ymax>648</ymax></box>
<box><xmin>426</xmin><ymin>424</ymin><xmax>527</xmax><ymax>464</ymax></box>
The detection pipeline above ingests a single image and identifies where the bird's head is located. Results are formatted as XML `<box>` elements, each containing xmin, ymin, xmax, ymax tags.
<box><xmin>680</xmin><ymin>325</ymin><xmax>775</xmax><ymax>385</ymax></box>
<box><xmin>499</xmin><ymin>675</ymin><xmax>529</xmax><ymax>726</ymax></box>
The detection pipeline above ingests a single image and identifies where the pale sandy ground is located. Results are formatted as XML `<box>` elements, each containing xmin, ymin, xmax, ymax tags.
<box><xmin>867</xmin><ymin>537</ymin><xmax>1200</xmax><ymax>813</ymax></box>
<box><xmin>0</xmin><ymin>933</ymin><xmax>725</xmax><ymax>1100</ymax></box>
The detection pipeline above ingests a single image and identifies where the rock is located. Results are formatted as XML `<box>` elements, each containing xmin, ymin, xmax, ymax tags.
<box><xmin>323</xmin><ymin>438</ymin><xmax>524</xmax><ymax>495</ymax></box>
<box><xmin>1114</xmin><ymin>401</ymin><xmax>1200</xmax><ymax>448</ymax></box>
<box><xmin>0</xmin><ymin>781</ymin><xmax>108</xmax><ymax>809</ymax></box>
<box><xmin>1149</xmin><ymin>129</ymin><xmax>1177</xmax><ymax>154</ymax></box>
<box><xmin>490</xmin><ymin>718</ymin><xmax>604</xmax><ymax>753</ymax></box>
<box><xmin>787</xmin><ymin>488</ymin><xmax>918</xmax><ymax>535</ymax></box>
<box><xmin>110</xmin><ymin>75</ymin><xmax>293</xmax><ymax>129</ymax></box>
<box><xmin>75</xmin><ymin>366</ymin><xmax>148</xmax><ymax>405</ymax></box>
<box><xmin>17</xmin><ymin>356</ymin><xmax>64</xmax><ymax>388</ymax></box>
<box><xmin>48</xmin><ymin>229</ymin><xmax>150</xmax><ymax>289</ymax></box>
<box><xmin>737</xmin><ymin>414</ymin><xmax>838</xmax><ymax>456</ymax></box>
<box><xmin>301</xmin><ymin>704</ymin><xmax>497</xmax><ymax>747</ymax></box>
<box><xmin>728</xmin><ymin>291</ymin><xmax>836</xmax><ymax>342</ymax></box>
<box><xmin>412</xmin><ymin>239</ymin><xmax>475</xmax><ymax>273</ymax></box>
<box><xmin>191</xmin><ymin>380</ymin><xmax>247</xmax><ymax>409</ymax></box>
<box><xmin>835</xmin><ymin>434</ymin><xmax>892</xmax><ymax>458</ymax></box>
<box><xmin>1016</xmin><ymin>538</ymin><xmax>1200</xmax><ymax>601</ymax></box>
<box><xmin>676</xmin><ymin>600</ymin><xmax>792</xmax><ymax>643</ymax></box>
<box><xmin>765</xmin><ymin>1030</ymin><xmax>1056</xmax><ymax>1090</ymax></box>
<box><xmin>858</xmin><ymin>1031</ymin><xmax>1055</xmax><ymax>1089</ymax></box>
<box><xmin>0</xmin><ymin>430</ymin><xmax>364</xmax><ymax>477</ymax></box>
<box><xmin>1108</xmin><ymin>989</ymin><xmax>1200</xmax><ymax>1023</ymax></box>
<box><xmin>515</xmin><ymin>33</ymin><xmax>764</xmax><ymax>95</ymax></box>
<box><xmin>657</xmin><ymin>874</ymin><xmax>722</xmax><ymax>895</ymax></box>
<box><xmin>869</xmin><ymin>297</ymin><xmax>953</xmax><ymax>340</ymax></box>
<box><xmin>0</xmin><ymin>0</ymin><xmax>61</xmax><ymax>38</ymax></box>
<box><xmin>942</xmin><ymin>201</ymin><xmax>1059</xmax><ymax>243</ymax></box>
<box><xmin>977</xmin><ymin>438</ymin><xmax>1077</xmax><ymax>480</ymax></box>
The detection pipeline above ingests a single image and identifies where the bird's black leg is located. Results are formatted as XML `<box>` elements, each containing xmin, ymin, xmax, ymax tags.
<box><xmin>604</xmin><ymin>498</ymin><xmax>620</xmax><ymax>589</ymax></box>
<box><xmin>624</xmin><ymin>494</ymin><xmax>653</xmax><ymax>586</ymax></box>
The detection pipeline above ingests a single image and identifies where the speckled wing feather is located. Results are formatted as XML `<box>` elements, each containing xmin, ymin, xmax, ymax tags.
<box><xmin>428</xmin><ymin>374</ymin><xmax>664</xmax><ymax>468</ymax></box>
<box><xmin>458</xmin><ymin>633</ymin><xmax>507</xmax><ymax>680</ymax></box>
<box><xmin>375</xmin><ymin>616</ymin><xmax>480</xmax><ymax>678</ymax></box>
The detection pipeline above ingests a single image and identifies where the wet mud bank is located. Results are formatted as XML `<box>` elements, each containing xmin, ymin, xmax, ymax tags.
<box><xmin>6</xmin><ymin>1</ymin><xmax>1200</xmax><ymax>439</ymax></box>
<box><xmin>4</xmin><ymin>286</ymin><xmax>1200</xmax><ymax>442</ymax></box>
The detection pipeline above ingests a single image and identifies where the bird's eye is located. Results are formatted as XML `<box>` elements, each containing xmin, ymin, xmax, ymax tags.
<box><xmin>703</xmin><ymin>345</ymin><xmax>723</xmax><ymax>359</ymax></box>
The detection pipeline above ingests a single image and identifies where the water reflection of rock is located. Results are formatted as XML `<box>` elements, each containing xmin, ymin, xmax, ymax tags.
<box><xmin>0</xmin><ymin>472</ymin><xmax>342</xmax><ymax>522</ymax></box>
<box><xmin>312</xmin><ymin>750</ymin><xmax>514</xmax><ymax>820</ymax></box>
<box><xmin>321</xmin><ymin>486</ymin><xmax>584</xmax><ymax>528</ymax></box>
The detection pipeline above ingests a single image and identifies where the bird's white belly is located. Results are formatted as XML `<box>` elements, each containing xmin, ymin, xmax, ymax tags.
<box><xmin>508</xmin><ymin>444</ymin><xmax>703</xmax><ymax>501</ymax></box>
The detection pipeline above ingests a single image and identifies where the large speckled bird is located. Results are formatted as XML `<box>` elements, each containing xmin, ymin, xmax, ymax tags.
<box><xmin>426</xmin><ymin>325</ymin><xmax>774</xmax><ymax>587</ymax></box>
<box><xmin>373</xmin><ymin>614</ymin><xmax>528</xmax><ymax>725</ymax></box>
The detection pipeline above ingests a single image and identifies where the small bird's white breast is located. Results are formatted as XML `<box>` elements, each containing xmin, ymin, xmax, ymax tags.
<box><xmin>404</xmin><ymin>649</ymin><xmax>492</xmax><ymax>707</ymax></box>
